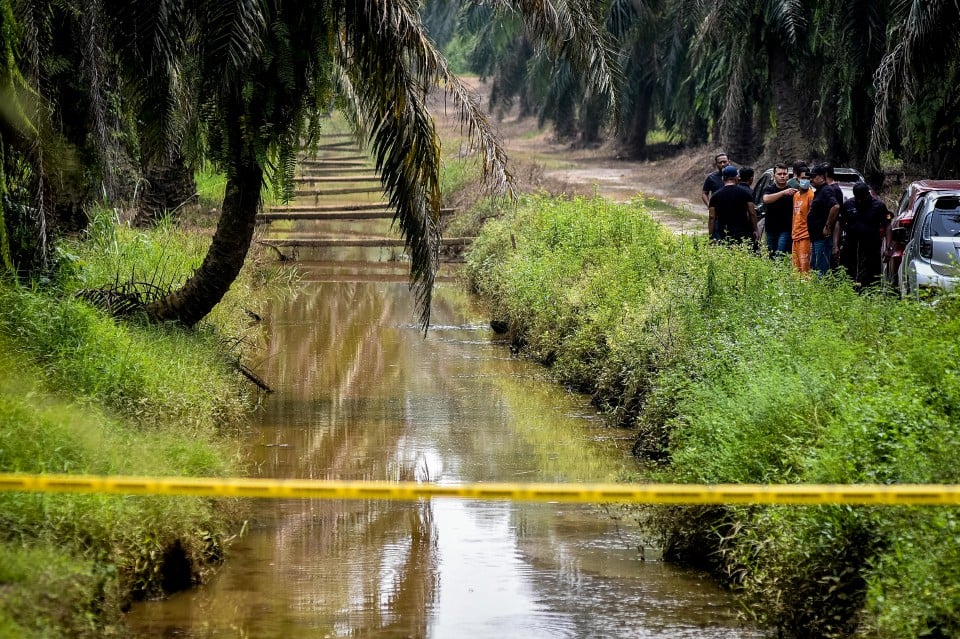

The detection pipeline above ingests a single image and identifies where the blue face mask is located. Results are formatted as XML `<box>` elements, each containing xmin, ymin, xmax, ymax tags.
<box><xmin>799</xmin><ymin>179</ymin><xmax>811</xmax><ymax>190</ymax></box>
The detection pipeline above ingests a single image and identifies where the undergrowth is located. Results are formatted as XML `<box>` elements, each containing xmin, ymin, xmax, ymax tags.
<box><xmin>463</xmin><ymin>193</ymin><xmax>960</xmax><ymax>638</ymax></box>
<box><xmin>0</xmin><ymin>206</ymin><xmax>282</xmax><ymax>635</ymax></box>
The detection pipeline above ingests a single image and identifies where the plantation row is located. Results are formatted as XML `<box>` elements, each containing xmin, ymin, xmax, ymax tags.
<box><xmin>462</xmin><ymin>195</ymin><xmax>960</xmax><ymax>637</ymax></box>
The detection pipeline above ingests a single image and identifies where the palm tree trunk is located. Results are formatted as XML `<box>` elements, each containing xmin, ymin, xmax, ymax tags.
<box><xmin>622</xmin><ymin>88</ymin><xmax>651</xmax><ymax>158</ymax></box>
<box><xmin>145</xmin><ymin>159</ymin><xmax>262</xmax><ymax>327</ymax></box>
<box><xmin>134</xmin><ymin>153</ymin><xmax>198</xmax><ymax>227</ymax></box>
<box><xmin>768</xmin><ymin>40</ymin><xmax>808</xmax><ymax>162</ymax></box>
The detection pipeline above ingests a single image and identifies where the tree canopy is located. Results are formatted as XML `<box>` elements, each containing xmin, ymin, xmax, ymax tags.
<box><xmin>429</xmin><ymin>0</ymin><xmax>960</xmax><ymax>175</ymax></box>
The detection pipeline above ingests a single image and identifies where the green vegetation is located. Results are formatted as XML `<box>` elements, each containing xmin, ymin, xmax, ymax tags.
<box><xmin>463</xmin><ymin>194</ymin><xmax>960</xmax><ymax>637</ymax></box>
<box><xmin>0</xmin><ymin>207</ymin><xmax>277</xmax><ymax>636</ymax></box>
<box><xmin>425</xmin><ymin>1</ymin><xmax>960</xmax><ymax>178</ymax></box>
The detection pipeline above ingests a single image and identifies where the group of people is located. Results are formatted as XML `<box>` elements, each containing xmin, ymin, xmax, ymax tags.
<box><xmin>702</xmin><ymin>153</ymin><xmax>892</xmax><ymax>290</ymax></box>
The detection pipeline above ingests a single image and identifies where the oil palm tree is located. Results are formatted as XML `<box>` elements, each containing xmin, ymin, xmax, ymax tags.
<box><xmin>96</xmin><ymin>0</ymin><xmax>617</xmax><ymax>330</ymax></box>
<box><xmin>451</xmin><ymin>1</ymin><xmax>620</xmax><ymax>144</ymax></box>
<box><xmin>3</xmin><ymin>0</ymin><xmax>132</xmax><ymax>276</ymax></box>
<box><xmin>868</xmin><ymin>0</ymin><xmax>960</xmax><ymax>175</ymax></box>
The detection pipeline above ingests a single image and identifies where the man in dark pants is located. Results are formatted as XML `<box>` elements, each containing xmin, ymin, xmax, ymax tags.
<box><xmin>835</xmin><ymin>182</ymin><xmax>892</xmax><ymax>291</ymax></box>
<box><xmin>808</xmin><ymin>164</ymin><xmax>839</xmax><ymax>275</ymax></box>
<box><xmin>762</xmin><ymin>163</ymin><xmax>797</xmax><ymax>257</ymax></box>
<box><xmin>709</xmin><ymin>164</ymin><xmax>758</xmax><ymax>247</ymax></box>
<box><xmin>820</xmin><ymin>163</ymin><xmax>846</xmax><ymax>267</ymax></box>
<box><xmin>702</xmin><ymin>153</ymin><xmax>729</xmax><ymax>240</ymax></box>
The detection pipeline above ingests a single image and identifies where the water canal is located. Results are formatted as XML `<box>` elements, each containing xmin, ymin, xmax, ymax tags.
<box><xmin>127</xmin><ymin>246</ymin><xmax>762</xmax><ymax>638</ymax></box>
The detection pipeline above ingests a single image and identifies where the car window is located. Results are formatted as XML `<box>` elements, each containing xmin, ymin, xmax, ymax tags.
<box><xmin>932</xmin><ymin>210</ymin><xmax>960</xmax><ymax>237</ymax></box>
<box><xmin>897</xmin><ymin>189</ymin><xmax>910</xmax><ymax>216</ymax></box>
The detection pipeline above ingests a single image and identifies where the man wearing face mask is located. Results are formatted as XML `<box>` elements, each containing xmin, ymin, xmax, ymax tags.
<box><xmin>834</xmin><ymin>182</ymin><xmax>892</xmax><ymax>291</ymax></box>
<box><xmin>791</xmin><ymin>166</ymin><xmax>813</xmax><ymax>273</ymax></box>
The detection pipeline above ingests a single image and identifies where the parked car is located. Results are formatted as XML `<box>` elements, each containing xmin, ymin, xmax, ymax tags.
<box><xmin>898</xmin><ymin>191</ymin><xmax>960</xmax><ymax>297</ymax></box>
<box><xmin>752</xmin><ymin>166</ymin><xmax>865</xmax><ymax>220</ymax></box>
<box><xmin>882</xmin><ymin>180</ymin><xmax>960</xmax><ymax>288</ymax></box>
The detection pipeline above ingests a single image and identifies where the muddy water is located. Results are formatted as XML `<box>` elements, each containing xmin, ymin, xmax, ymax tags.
<box><xmin>127</xmin><ymin>250</ymin><xmax>761</xmax><ymax>638</ymax></box>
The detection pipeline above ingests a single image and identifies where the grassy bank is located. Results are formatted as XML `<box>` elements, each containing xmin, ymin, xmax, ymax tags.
<box><xmin>462</xmin><ymin>194</ymin><xmax>960</xmax><ymax>637</ymax></box>
<box><xmin>0</xmin><ymin>208</ymin><xmax>281</xmax><ymax>636</ymax></box>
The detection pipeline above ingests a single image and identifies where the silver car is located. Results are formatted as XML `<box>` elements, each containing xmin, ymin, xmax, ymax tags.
<box><xmin>899</xmin><ymin>191</ymin><xmax>960</xmax><ymax>297</ymax></box>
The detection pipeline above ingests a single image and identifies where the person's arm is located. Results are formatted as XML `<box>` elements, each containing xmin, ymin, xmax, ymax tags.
<box><xmin>748</xmin><ymin>201</ymin><xmax>759</xmax><ymax>238</ymax></box>
<box><xmin>825</xmin><ymin>203</ymin><xmax>840</xmax><ymax>238</ymax></box>
<box><xmin>708</xmin><ymin>206</ymin><xmax>716</xmax><ymax>237</ymax></box>
<box><xmin>762</xmin><ymin>187</ymin><xmax>797</xmax><ymax>204</ymax></box>
<box><xmin>702</xmin><ymin>190</ymin><xmax>711</xmax><ymax>207</ymax></box>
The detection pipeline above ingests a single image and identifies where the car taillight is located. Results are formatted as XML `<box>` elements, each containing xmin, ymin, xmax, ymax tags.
<box><xmin>920</xmin><ymin>237</ymin><xmax>933</xmax><ymax>259</ymax></box>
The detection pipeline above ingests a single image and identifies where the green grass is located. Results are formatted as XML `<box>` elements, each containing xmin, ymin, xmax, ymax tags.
<box><xmin>195</xmin><ymin>164</ymin><xmax>227</xmax><ymax>210</ymax></box>
<box><xmin>0</xmin><ymin>208</ymin><xmax>277</xmax><ymax>634</ymax></box>
<box><xmin>464</xmin><ymin>193</ymin><xmax>960</xmax><ymax>637</ymax></box>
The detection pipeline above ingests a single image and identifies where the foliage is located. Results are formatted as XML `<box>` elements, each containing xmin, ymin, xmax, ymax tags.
<box><xmin>195</xmin><ymin>163</ymin><xmax>228</xmax><ymax>211</ymax></box>
<box><xmin>0</xmin><ymin>212</ymin><xmax>269</xmax><ymax>631</ymax></box>
<box><xmin>0</xmin><ymin>543</ymin><xmax>121</xmax><ymax>638</ymax></box>
<box><xmin>465</xmin><ymin>194</ymin><xmax>960</xmax><ymax>636</ymax></box>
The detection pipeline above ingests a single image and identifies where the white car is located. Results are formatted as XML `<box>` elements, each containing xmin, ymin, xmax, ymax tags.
<box><xmin>899</xmin><ymin>191</ymin><xmax>960</xmax><ymax>297</ymax></box>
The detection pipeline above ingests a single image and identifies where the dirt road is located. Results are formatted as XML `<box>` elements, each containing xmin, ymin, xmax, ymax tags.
<box><xmin>433</xmin><ymin>80</ymin><xmax>720</xmax><ymax>234</ymax></box>
<box><xmin>480</xmin><ymin>116</ymin><xmax>718</xmax><ymax>234</ymax></box>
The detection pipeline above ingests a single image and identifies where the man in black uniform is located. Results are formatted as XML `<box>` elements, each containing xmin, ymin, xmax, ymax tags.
<box><xmin>709</xmin><ymin>164</ymin><xmax>758</xmax><ymax>246</ymax></box>
<box><xmin>835</xmin><ymin>182</ymin><xmax>892</xmax><ymax>291</ymax></box>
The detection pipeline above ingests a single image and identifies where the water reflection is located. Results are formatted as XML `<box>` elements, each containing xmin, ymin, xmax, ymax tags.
<box><xmin>127</xmin><ymin>255</ymin><xmax>762</xmax><ymax>638</ymax></box>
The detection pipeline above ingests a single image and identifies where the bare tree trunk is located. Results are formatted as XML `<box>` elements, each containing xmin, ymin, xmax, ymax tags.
<box><xmin>145</xmin><ymin>160</ymin><xmax>262</xmax><ymax>327</ymax></box>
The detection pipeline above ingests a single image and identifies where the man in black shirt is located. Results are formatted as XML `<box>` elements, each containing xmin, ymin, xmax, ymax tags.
<box><xmin>702</xmin><ymin>153</ymin><xmax>729</xmax><ymax>206</ymax></box>
<box><xmin>702</xmin><ymin>153</ymin><xmax>730</xmax><ymax>240</ymax></box>
<box><xmin>820</xmin><ymin>163</ymin><xmax>845</xmax><ymax>266</ymax></box>
<box><xmin>807</xmin><ymin>164</ymin><xmax>839</xmax><ymax>275</ymax></box>
<box><xmin>709</xmin><ymin>164</ymin><xmax>758</xmax><ymax>245</ymax></box>
<box><xmin>761</xmin><ymin>163</ymin><xmax>797</xmax><ymax>257</ymax></box>
<box><xmin>836</xmin><ymin>182</ymin><xmax>891</xmax><ymax>290</ymax></box>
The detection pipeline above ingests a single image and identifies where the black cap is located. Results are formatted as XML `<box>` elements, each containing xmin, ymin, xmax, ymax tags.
<box><xmin>809</xmin><ymin>163</ymin><xmax>827</xmax><ymax>177</ymax></box>
<box><xmin>721</xmin><ymin>165</ymin><xmax>738</xmax><ymax>179</ymax></box>
<box><xmin>853</xmin><ymin>182</ymin><xmax>871</xmax><ymax>197</ymax></box>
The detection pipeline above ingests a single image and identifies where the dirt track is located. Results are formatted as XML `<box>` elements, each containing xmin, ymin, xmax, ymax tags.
<box><xmin>434</xmin><ymin>81</ymin><xmax>722</xmax><ymax>234</ymax></box>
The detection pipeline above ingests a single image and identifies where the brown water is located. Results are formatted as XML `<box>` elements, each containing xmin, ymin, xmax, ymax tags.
<box><xmin>126</xmin><ymin>249</ymin><xmax>762</xmax><ymax>638</ymax></box>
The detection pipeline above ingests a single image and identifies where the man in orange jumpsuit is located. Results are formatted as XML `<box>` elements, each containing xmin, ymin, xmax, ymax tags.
<box><xmin>791</xmin><ymin>166</ymin><xmax>813</xmax><ymax>273</ymax></box>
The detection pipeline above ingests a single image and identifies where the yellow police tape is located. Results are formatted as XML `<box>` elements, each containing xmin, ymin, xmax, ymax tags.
<box><xmin>2</xmin><ymin>473</ymin><xmax>960</xmax><ymax>505</ymax></box>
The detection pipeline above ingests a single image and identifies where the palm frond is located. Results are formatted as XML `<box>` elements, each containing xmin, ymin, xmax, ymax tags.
<box><xmin>340</xmin><ymin>0</ymin><xmax>515</xmax><ymax>329</ymax></box>
<box><xmin>482</xmin><ymin>0</ymin><xmax>621</xmax><ymax>120</ymax></box>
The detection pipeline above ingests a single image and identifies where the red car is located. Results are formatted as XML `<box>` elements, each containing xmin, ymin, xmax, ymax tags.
<box><xmin>883</xmin><ymin>180</ymin><xmax>960</xmax><ymax>288</ymax></box>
